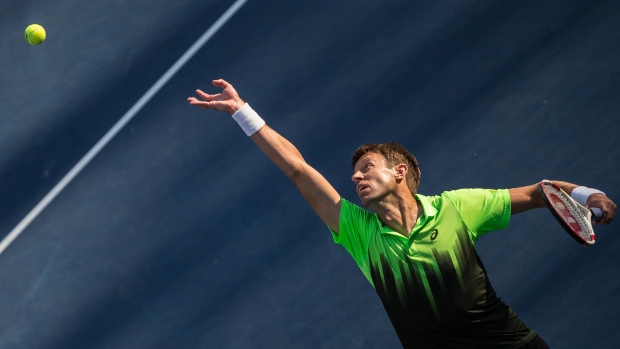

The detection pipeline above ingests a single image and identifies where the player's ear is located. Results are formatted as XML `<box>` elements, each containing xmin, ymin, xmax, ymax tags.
<box><xmin>394</xmin><ymin>164</ymin><xmax>408</xmax><ymax>179</ymax></box>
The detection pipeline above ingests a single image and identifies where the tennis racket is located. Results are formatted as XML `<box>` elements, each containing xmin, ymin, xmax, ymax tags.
<box><xmin>538</xmin><ymin>180</ymin><xmax>602</xmax><ymax>246</ymax></box>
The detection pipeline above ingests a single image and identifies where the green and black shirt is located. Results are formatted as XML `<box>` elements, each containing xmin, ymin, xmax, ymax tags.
<box><xmin>331</xmin><ymin>189</ymin><xmax>536</xmax><ymax>348</ymax></box>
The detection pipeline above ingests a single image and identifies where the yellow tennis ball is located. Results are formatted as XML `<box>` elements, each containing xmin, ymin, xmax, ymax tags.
<box><xmin>25</xmin><ymin>24</ymin><xmax>46</xmax><ymax>45</ymax></box>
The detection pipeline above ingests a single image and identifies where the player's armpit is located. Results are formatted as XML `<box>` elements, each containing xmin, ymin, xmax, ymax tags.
<box><xmin>291</xmin><ymin>164</ymin><xmax>342</xmax><ymax>233</ymax></box>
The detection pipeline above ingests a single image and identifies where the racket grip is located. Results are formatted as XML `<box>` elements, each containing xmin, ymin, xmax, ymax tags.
<box><xmin>590</xmin><ymin>207</ymin><xmax>603</xmax><ymax>220</ymax></box>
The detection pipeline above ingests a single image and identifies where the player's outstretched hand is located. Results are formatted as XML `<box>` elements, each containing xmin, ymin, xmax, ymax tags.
<box><xmin>587</xmin><ymin>193</ymin><xmax>616</xmax><ymax>225</ymax></box>
<box><xmin>188</xmin><ymin>79</ymin><xmax>245</xmax><ymax>115</ymax></box>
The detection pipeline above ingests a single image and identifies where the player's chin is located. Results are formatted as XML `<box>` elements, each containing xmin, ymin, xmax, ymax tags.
<box><xmin>358</xmin><ymin>195</ymin><xmax>372</xmax><ymax>208</ymax></box>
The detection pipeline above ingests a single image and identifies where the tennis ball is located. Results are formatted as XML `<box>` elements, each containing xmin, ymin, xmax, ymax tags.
<box><xmin>25</xmin><ymin>24</ymin><xmax>46</xmax><ymax>45</ymax></box>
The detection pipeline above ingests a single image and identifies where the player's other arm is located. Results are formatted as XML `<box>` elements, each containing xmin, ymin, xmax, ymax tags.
<box><xmin>188</xmin><ymin>79</ymin><xmax>342</xmax><ymax>233</ymax></box>
<box><xmin>509</xmin><ymin>181</ymin><xmax>616</xmax><ymax>224</ymax></box>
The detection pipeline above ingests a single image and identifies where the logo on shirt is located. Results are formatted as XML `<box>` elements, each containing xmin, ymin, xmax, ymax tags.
<box><xmin>430</xmin><ymin>229</ymin><xmax>438</xmax><ymax>241</ymax></box>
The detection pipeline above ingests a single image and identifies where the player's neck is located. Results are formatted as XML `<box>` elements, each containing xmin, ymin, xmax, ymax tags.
<box><xmin>373</xmin><ymin>193</ymin><xmax>422</xmax><ymax>237</ymax></box>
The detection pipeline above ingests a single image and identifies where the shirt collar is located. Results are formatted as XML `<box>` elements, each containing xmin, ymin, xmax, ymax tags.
<box><xmin>374</xmin><ymin>193</ymin><xmax>437</xmax><ymax>231</ymax></box>
<box><xmin>414</xmin><ymin>193</ymin><xmax>437</xmax><ymax>218</ymax></box>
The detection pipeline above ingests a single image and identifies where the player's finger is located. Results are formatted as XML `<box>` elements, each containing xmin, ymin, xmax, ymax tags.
<box><xmin>188</xmin><ymin>97</ymin><xmax>207</xmax><ymax>103</ymax></box>
<box><xmin>212</xmin><ymin>79</ymin><xmax>229</xmax><ymax>89</ymax></box>
<box><xmin>187</xmin><ymin>97</ymin><xmax>206</xmax><ymax>106</ymax></box>
<box><xmin>606</xmin><ymin>207</ymin><xmax>614</xmax><ymax>224</ymax></box>
<box><xmin>188</xmin><ymin>99</ymin><xmax>217</xmax><ymax>109</ymax></box>
<box><xmin>601</xmin><ymin>202</ymin><xmax>615</xmax><ymax>224</ymax></box>
<box><xmin>195</xmin><ymin>89</ymin><xmax>219</xmax><ymax>101</ymax></box>
<box><xmin>599</xmin><ymin>210</ymin><xmax>614</xmax><ymax>225</ymax></box>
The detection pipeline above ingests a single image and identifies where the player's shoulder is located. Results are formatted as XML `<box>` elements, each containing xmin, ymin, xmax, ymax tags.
<box><xmin>339</xmin><ymin>197</ymin><xmax>382</xmax><ymax>236</ymax></box>
<box><xmin>431</xmin><ymin>188</ymin><xmax>482</xmax><ymax>201</ymax></box>
<box><xmin>435</xmin><ymin>188</ymin><xmax>509</xmax><ymax>205</ymax></box>
<box><xmin>340</xmin><ymin>197</ymin><xmax>374</xmax><ymax>219</ymax></box>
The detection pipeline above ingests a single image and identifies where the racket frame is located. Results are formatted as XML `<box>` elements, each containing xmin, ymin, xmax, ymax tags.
<box><xmin>537</xmin><ymin>180</ymin><xmax>595</xmax><ymax>246</ymax></box>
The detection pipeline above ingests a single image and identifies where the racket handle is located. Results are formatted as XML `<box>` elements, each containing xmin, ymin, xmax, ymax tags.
<box><xmin>590</xmin><ymin>207</ymin><xmax>603</xmax><ymax>220</ymax></box>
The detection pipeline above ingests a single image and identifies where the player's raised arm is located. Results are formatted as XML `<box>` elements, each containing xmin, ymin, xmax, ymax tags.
<box><xmin>509</xmin><ymin>181</ymin><xmax>616</xmax><ymax>224</ymax></box>
<box><xmin>188</xmin><ymin>79</ymin><xmax>342</xmax><ymax>233</ymax></box>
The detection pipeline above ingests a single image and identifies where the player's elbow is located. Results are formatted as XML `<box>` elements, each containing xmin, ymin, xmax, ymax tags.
<box><xmin>286</xmin><ymin>162</ymin><xmax>309</xmax><ymax>183</ymax></box>
<box><xmin>509</xmin><ymin>184</ymin><xmax>546</xmax><ymax>215</ymax></box>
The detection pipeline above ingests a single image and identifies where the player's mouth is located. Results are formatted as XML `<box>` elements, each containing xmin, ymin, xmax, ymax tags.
<box><xmin>357</xmin><ymin>184</ymin><xmax>369</xmax><ymax>194</ymax></box>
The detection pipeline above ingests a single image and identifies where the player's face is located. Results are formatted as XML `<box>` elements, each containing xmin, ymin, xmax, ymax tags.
<box><xmin>352</xmin><ymin>152</ymin><xmax>397</xmax><ymax>207</ymax></box>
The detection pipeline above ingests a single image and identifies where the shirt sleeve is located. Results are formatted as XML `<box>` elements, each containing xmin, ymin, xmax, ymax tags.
<box><xmin>443</xmin><ymin>188</ymin><xmax>511</xmax><ymax>240</ymax></box>
<box><xmin>329</xmin><ymin>198</ymin><xmax>376</xmax><ymax>282</ymax></box>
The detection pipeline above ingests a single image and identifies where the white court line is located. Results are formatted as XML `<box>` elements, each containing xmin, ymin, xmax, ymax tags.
<box><xmin>0</xmin><ymin>0</ymin><xmax>248</xmax><ymax>256</ymax></box>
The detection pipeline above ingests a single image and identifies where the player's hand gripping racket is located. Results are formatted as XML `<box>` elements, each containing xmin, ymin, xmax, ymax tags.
<box><xmin>538</xmin><ymin>180</ymin><xmax>603</xmax><ymax>246</ymax></box>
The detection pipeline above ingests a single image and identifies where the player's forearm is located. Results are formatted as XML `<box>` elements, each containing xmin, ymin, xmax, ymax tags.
<box><xmin>548</xmin><ymin>181</ymin><xmax>578</xmax><ymax>196</ymax></box>
<box><xmin>251</xmin><ymin>125</ymin><xmax>308</xmax><ymax>180</ymax></box>
<box><xmin>510</xmin><ymin>180</ymin><xmax>609</xmax><ymax>215</ymax></box>
<box><xmin>510</xmin><ymin>181</ymin><xmax>585</xmax><ymax>214</ymax></box>
<box><xmin>219</xmin><ymin>94</ymin><xmax>341</xmax><ymax>230</ymax></box>
<box><xmin>227</xmin><ymin>102</ymin><xmax>308</xmax><ymax>178</ymax></box>
<box><xmin>548</xmin><ymin>180</ymin><xmax>609</xmax><ymax>208</ymax></box>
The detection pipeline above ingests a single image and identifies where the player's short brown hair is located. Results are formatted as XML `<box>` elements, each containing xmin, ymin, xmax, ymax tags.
<box><xmin>351</xmin><ymin>142</ymin><xmax>421</xmax><ymax>195</ymax></box>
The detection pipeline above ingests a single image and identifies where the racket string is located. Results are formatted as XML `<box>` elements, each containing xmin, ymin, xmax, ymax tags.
<box><xmin>547</xmin><ymin>185</ymin><xmax>593</xmax><ymax>241</ymax></box>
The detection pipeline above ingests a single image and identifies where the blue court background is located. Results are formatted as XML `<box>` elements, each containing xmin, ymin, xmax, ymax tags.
<box><xmin>1</xmin><ymin>0</ymin><xmax>618</xmax><ymax>348</ymax></box>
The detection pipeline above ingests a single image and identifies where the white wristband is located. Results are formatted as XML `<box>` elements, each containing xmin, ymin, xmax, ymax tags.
<box><xmin>231</xmin><ymin>103</ymin><xmax>265</xmax><ymax>136</ymax></box>
<box><xmin>571</xmin><ymin>186</ymin><xmax>605</xmax><ymax>206</ymax></box>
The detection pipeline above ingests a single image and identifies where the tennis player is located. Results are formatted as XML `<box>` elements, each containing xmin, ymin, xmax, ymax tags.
<box><xmin>188</xmin><ymin>79</ymin><xmax>616</xmax><ymax>349</ymax></box>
